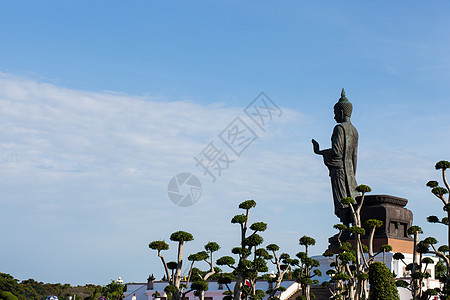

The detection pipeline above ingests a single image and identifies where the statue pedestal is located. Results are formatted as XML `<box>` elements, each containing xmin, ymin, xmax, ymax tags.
<box><xmin>328</xmin><ymin>194</ymin><xmax>414</xmax><ymax>253</ymax></box>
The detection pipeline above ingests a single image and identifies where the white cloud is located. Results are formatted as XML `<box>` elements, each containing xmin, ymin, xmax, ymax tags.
<box><xmin>0</xmin><ymin>73</ymin><xmax>309</xmax><ymax>284</ymax></box>
<box><xmin>1</xmin><ymin>73</ymin><xmax>449</xmax><ymax>285</ymax></box>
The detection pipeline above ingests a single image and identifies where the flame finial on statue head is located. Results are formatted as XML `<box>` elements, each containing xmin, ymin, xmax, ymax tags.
<box><xmin>335</xmin><ymin>88</ymin><xmax>353</xmax><ymax>117</ymax></box>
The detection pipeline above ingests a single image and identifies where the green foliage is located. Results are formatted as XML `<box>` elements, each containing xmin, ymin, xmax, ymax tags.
<box><xmin>164</xmin><ymin>284</ymin><xmax>178</xmax><ymax>296</ymax></box>
<box><xmin>395</xmin><ymin>280</ymin><xmax>409</xmax><ymax>288</ymax></box>
<box><xmin>231</xmin><ymin>214</ymin><xmax>247</xmax><ymax>224</ymax></box>
<box><xmin>365</xmin><ymin>219</ymin><xmax>383</xmax><ymax>228</ymax></box>
<box><xmin>368</xmin><ymin>262</ymin><xmax>399</xmax><ymax>300</ymax></box>
<box><xmin>338</xmin><ymin>252</ymin><xmax>355</xmax><ymax>264</ymax></box>
<box><xmin>340</xmin><ymin>197</ymin><xmax>355</xmax><ymax>205</ymax></box>
<box><xmin>243</xmin><ymin>234</ymin><xmax>264</xmax><ymax>247</ymax></box>
<box><xmin>0</xmin><ymin>291</ymin><xmax>18</xmax><ymax>300</ymax></box>
<box><xmin>251</xmin><ymin>289</ymin><xmax>265</xmax><ymax>300</ymax></box>
<box><xmin>239</xmin><ymin>200</ymin><xmax>256</xmax><ymax>210</ymax></box>
<box><xmin>393</xmin><ymin>252</ymin><xmax>405</xmax><ymax>261</ymax></box>
<box><xmin>411</xmin><ymin>271</ymin><xmax>425</xmax><ymax>279</ymax></box>
<box><xmin>427</xmin><ymin>215</ymin><xmax>440</xmax><ymax>223</ymax></box>
<box><xmin>424</xmin><ymin>288</ymin><xmax>439</xmax><ymax>297</ymax></box>
<box><xmin>250</xmin><ymin>222</ymin><xmax>267</xmax><ymax>232</ymax></box>
<box><xmin>231</xmin><ymin>247</ymin><xmax>241</xmax><ymax>254</ymax></box>
<box><xmin>417</xmin><ymin>241</ymin><xmax>430</xmax><ymax>253</ymax></box>
<box><xmin>356</xmin><ymin>184</ymin><xmax>372</xmax><ymax>193</ymax></box>
<box><xmin>276</xmin><ymin>286</ymin><xmax>286</xmax><ymax>292</ymax></box>
<box><xmin>436</xmin><ymin>160</ymin><xmax>450</xmax><ymax>170</ymax></box>
<box><xmin>438</xmin><ymin>245</ymin><xmax>449</xmax><ymax>253</ymax></box>
<box><xmin>102</xmin><ymin>280</ymin><xmax>124</xmax><ymax>299</ymax></box>
<box><xmin>170</xmin><ymin>231</ymin><xmax>194</xmax><ymax>242</ymax></box>
<box><xmin>218</xmin><ymin>274</ymin><xmax>232</xmax><ymax>284</ymax></box>
<box><xmin>427</xmin><ymin>181</ymin><xmax>439</xmax><ymax>188</ymax></box>
<box><xmin>423</xmin><ymin>237</ymin><xmax>438</xmax><ymax>245</ymax></box>
<box><xmin>191</xmin><ymin>280</ymin><xmax>208</xmax><ymax>291</ymax></box>
<box><xmin>148</xmin><ymin>241</ymin><xmax>169</xmax><ymax>251</ymax></box>
<box><xmin>0</xmin><ymin>273</ymin><xmax>102</xmax><ymax>300</ymax></box>
<box><xmin>406</xmin><ymin>263</ymin><xmax>420</xmax><ymax>271</ymax></box>
<box><xmin>379</xmin><ymin>245</ymin><xmax>392</xmax><ymax>252</ymax></box>
<box><xmin>0</xmin><ymin>273</ymin><xmax>20</xmax><ymax>297</ymax></box>
<box><xmin>361</xmin><ymin>244</ymin><xmax>368</xmax><ymax>253</ymax></box>
<box><xmin>435</xmin><ymin>261</ymin><xmax>447</xmax><ymax>279</ymax></box>
<box><xmin>296</xmin><ymin>252</ymin><xmax>307</xmax><ymax>261</ymax></box>
<box><xmin>149</xmin><ymin>240</ymin><xmax>169</xmax><ymax>251</ymax></box>
<box><xmin>432</xmin><ymin>187</ymin><xmax>449</xmax><ymax>198</ymax></box>
<box><xmin>188</xmin><ymin>252</ymin><xmax>208</xmax><ymax>262</ymax></box>
<box><xmin>422</xmin><ymin>257</ymin><xmax>435</xmax><ymax>265</ymax></box>
<box><xmin>266</xmin><ymin>244</ymin><xmax>279</xmax><ymax>252</ymax></box>
<box><xmin>407</xmin><ymin>225</ymin><xmax>423</xmax><ymax>235</ymax></box>
<box><xmin>280</xmin><ymin>253</ymin><xmax>290</xmax><ymax>260</ymax></box>
<box><xmin>332</xmin><ymin>273</ymin><xmax>350</xmax><ymax>281</ymax></box>
<box><xmin>253</xmin><ymin>257</ymin><xmax>269</xmax><ymax>272</ymax></box>
<box><xmin>357</xmin><ymin>273</ymin><xmax>369</xmax><ymax>281</ymax></box>
<box><xmin>254</xmin><ymin>248</ymin><xmax>271</xmax><ymax>259</ymax></box>
<box><xmin>349</xmin><ymin>226</ymin><xmax>365</xmax><ymax>235</ymax></box>
<box><xmin>322</xmin><ymin>251</ymin><xmax>334</xmax><ymax>257</ymax></box>
<box><xmin>216</xmin><ymin>256</ymin><xmax>235</xmax><ymax>266</ymax></box>
<box><xmin>339</xmin><ymin>242</ymin><xmax>352</xmax><ymax>252</ymax></box>
<box><xmin>299</xmin><ymin>236</ymin><xmax>316</xmax><ymax>246</ymax></box>
<box><xmin>333</xmin><ymin>224</ymin><xmax>348</xmax><ymax>231</ymax></box>
<box><xmin>204</xmin><ymin>241</ymin><xmax>220</xmax><ymax>252</ymax></box>
<box><xmin>292</xmin><ymin>235</ymin><xmax>320</xmax><ymax>300</ymax></box>
<box><xmin>167</xmin><ymin>261</ymin><xmax>177</xmax><ymax>270</ymax></box>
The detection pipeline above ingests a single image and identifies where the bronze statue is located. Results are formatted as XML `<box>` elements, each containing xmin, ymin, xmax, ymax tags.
<box><xmin>312</xmin><ymin>89</ymin><xmax>359</xmax><ymax>225</ymax></box>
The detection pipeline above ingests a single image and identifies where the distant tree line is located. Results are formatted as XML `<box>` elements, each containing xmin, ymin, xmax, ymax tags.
<box><xmin>0</xmin><ymin>272</ymin><xmax>125</xmax><ymax>300</ymax></box>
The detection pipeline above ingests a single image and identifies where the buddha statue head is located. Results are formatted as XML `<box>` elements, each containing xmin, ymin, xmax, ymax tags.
<box><xmin>334</xmin><ymin>88</ymin><xmax>353</xmax><ymax>123</ymax></box>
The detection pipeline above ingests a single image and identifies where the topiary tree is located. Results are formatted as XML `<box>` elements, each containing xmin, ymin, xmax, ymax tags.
<box><xmin>149</xmin><ymin>231</ymin><xmax>194</xmax><ymax>300</ymax></box>
<box><xmin>265</xmin><ymin>244</ymin><xmax>297</xmax><ymax>299</ymax></box>
<box><xmin>186</xmin><ymin>241</ymin><xmax>220</xmax><ymax>300</ymax></box>
<box><xmin>393</xmin><ymin>226</ymin><xmax>433</xmax><ymax>300</ymax></box>
<box><xmin>425</xmin><ymin>160</ymin><xmax>450</xmax><ymax>299</ymax></box>
<box><xmin>368</xmin><ymin>262</ymin><xmax>399</xmax><ymax>300</ymax></box>
<box><xmin>292</xmin><ymin>236</ymin><xmax>321</xmax><ymax>300</ymax></box>
<box><xmin>322</xmin><ymin>185</ymin><xmax>392</xmax><ymax>300</ymax></box>
<box><xmin>216</xmin><ymin>200</ymin><xmax>271</xmax><ymax>300</ymax></box>
<box><xmin>338</xmin><ymin>185</ymin><xmax>381</xmax><ymax>299</ymax></box>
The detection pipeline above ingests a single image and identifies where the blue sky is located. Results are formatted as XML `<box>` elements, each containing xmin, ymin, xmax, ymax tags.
<box><xmin>1</xmin><ymin>1</ymin><xmax>450</xmax><ymax>286</ymax></box>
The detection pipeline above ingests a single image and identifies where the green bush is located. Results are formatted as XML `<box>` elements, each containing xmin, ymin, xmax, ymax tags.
<box><xmin>368</xmin><ymin>262</ymin><xmax>399</xmax><ymax>300</ymax></box>
<box><xmin>0</xmin><ymin>291</ymin><xmax>18</xmax><ymax>300</ymax></box>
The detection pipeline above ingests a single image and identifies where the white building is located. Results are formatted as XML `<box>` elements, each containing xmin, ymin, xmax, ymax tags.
<box><xmin>124</xmin><ymin>280</ymin><xmax>302</xmax><ymax>300</ymax></box>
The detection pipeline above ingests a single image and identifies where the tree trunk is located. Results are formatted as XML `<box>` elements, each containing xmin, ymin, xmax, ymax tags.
<box><xmin>233</xmin><ymin>274</ymin><xmax>243</xmax><ymax>300</ymax></box>
<box><xmin>412</xmin><ymin>232</ymin><xmax>418</xmax><ymax>300</ymax></box>
<box><xmin>175</xmin><ymin>242</ymin><xmax>184</xmax><ymax>288</ymax></box>
<box><xmin>348</xmin><ymin>284</ymin><xmax>355</xmax><ymax>300</ymax></box>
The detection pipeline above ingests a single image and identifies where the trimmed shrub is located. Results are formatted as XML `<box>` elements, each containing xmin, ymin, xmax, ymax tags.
<box><xmin>368</xmin><ymin>262</ymin><xmax>399</xmax><ymax>300</ymax></box>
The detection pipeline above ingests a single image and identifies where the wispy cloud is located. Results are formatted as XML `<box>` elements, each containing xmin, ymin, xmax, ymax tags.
<box><xmin>1</xmin><ymin>73</ymin><xmax>449</xmax><ymax>285</ymax></box>
<box><xmin>0</xmin><ymin>73</ymin><xmax>308</xmax><ymax>284</ymax></box>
